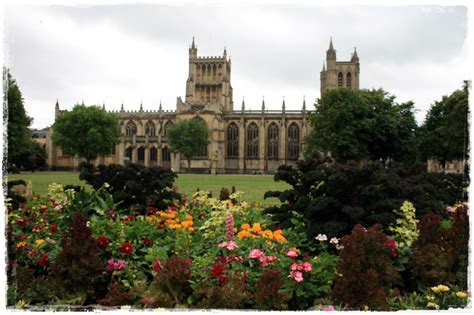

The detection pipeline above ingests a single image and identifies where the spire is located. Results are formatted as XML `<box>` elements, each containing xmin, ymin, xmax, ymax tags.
<box><xmin>223</xmin><ymin>46</ymin><xmax>227</xmax><ymax>58</ymax></box>
<box><xmin>191</xmin><ymin>36</ymin><xmax>196</xmax><ymax>49</ymax></box>
<box><xmin>302</xmin><ymin>96</ymin><xmax>306</xmax><ymax>112</ymax></box>
<box><xmin>189</xmin><ymin>36</ymin><xmax>197</xmax><ymax>58</ymax></box>
<box><xmin>261</xmin><ymin>96</ymin><xmax>265</xmax><ymax>112</ymax></box>
<box><xmin>102</xmin><ymin>101</ymin><xmax>105</xmax><ymax>110</ymax></box>
<box><xmin>121</xmin><ymin>101</ymin><xmax>124</xmax><ymax>111</ymax></box>
<box><xmin>55</xmin><ymin>99</ymin><xmax>60</xmax><ymax>118</ymax></box>
<box><xmin>140</xmin><ymin>101</ymin><xmax>143</xmax><ymax>111</ymax></box>
<box><xmin>81</xmin><ymin>99</ymin><xmax>84</xmax><ymax>106</ymax></box>
<box><xmin>329</xmin><ymin>37</ymin><xmax>334</xmax><ymax>51</ymax></box>
<box><xmin>351</xmin><ymin>46</ymin><xmax>359</xmax><ymax>62</ymax></box>
<box><xmin>322</xmin><ymin>62</ymin><xmax>326</xmax><ymax>71</ymax></box>
<box><xmin>159</xmin><ymin>100</ymin><xmax>162</xmax><ymax>111</ymax></box>
<box><xmin>282</xmin><ymin>96</ymin><xmax>286</xmax><ymax>112</ymax></box>
<box><xmin>241</xmin><ymin>97</ymin><xmax>245</xmax><ymax>111</ymax></box>
<box><xmin>55</xmin><ymin>98</ymin><xmax>59</xmax><ymax>109</ymax></box>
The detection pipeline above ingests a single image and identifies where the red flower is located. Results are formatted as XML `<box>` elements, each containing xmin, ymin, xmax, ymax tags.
<box><xmin>386</xmin><ymin>238</ymin><xmax>397</xmax><ymax>257</ymax></box>
<box><xmin>217</xmin><ymin>256</ymin><xmax>228</xmax><ymax>265</ymax></box>
<box><xmin>107</xmin><ymin>209</ymin><xmax>116</xmax><ymax>221</ymax></box>
<box><xmin>210</xmin><ymin>263</ymin><xmax>227</xmax><ymax>285</ymax></box>
<box><xmin>38</xmin><ymin>253</ymin><xmax>49</xmax><ymax>267</ymax></box>
<box><xmin>152</xmin><ymin>259</ymin><xmax>162</xmax><ymax>272</ymax></box>
<box><xmin>144</xmin><ymin>239</ymin><xmax>152</xmax><ymax>247</ymax></box>
<box><xmin>120</xmin><ymin>241</ymin><xmax>133</xmax><ymax>255</ymax></box>
<box><xmin>97</xmin><ymin>235</ymin><xmax>110</xmax><ymax>249</ymax></box>
<box><xmin>49</xmin><ymin>224</ymin><xmax>58</xmax><ymax>233</ymax></box>
<box><xmin>16</xmin><ymin>218</ymin><xmax>29</xmax><ymax>227</ymax></box>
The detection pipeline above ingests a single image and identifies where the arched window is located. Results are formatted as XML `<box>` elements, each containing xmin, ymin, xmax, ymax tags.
<box><xmin>145</xmin><ymin>121</ymin><xmax>156</xmax><ymax>136</ymax></box>
<box><xmin>137</xmin><ymin>147</ymin><xmax>145</xmax><ymax>163</ymax></box>
<box><xmin>338</xmin><ymin>72</ymin><xmax>344</xmax><ymax>87</ymax></box>
<box><xmin>201</xmin><ymin>64</ymin><xmax>206</xmax><ymax>77</ymax></box>
<box><xmin>246</xmin><ymin>123</ymin><xmax>259</xmax><ymax>159</ymax></box>
<box><xmin>125</xmin><ymin>146</ymin><xmax>133</xmax><ymax>163</ymax></box>
<box><xmin>227</xmin><ymin>122</ymin><xmax>239</xmax><ymax>158</ymax></box>
<box><xmin>193</xmin><ymin>117</ymin><xmax>208</xmax><ymax>158</ymax></box>
<box><xmin>163</xmin><ymin>121</ymin><xmax>173</xmax><ymax>136</ymax></box>
<box><xmin>267</xmin><ymin>123</ymin><xmax>279</xmax><ymax>159</ymax></box>
<box><xmin>346</xmin><ymin>72</ymin><xmax>352</xmax><ymax>89</ymax></box>
<box><xmin>213</xmin><ymin>64</ymin><xmax>217</xmax><ymax>77</ymax></box>
<box><xmin>150</xmin><ymin>147</ymin><xmax>157</xmax><ymax>161</ymax></box>
<box><xmin>288</xmin><ymin>123</ymin><xmax>300</xmax><ymax>160</ymax></box>
<box><xmin>162</xmin><ymin>146</ymin><xmax>170</xmax><ymax>162</ymax></box>
<box><xmin>125</xmin><ymin>121</ymin><xmax>137</xmax><ymax>136</ymax></box>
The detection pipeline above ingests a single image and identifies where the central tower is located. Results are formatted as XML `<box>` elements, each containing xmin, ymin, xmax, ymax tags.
<box><xmin>184</xmin><ymin>37</ymin><xmax>233</xmax><ymax>112</ymax></box>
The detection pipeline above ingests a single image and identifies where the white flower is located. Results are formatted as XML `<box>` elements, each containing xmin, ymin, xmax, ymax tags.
<box><xmin>330</xmin><ymin>237</ymin><xmax>339</xmax><ymax>244</ymax></box>
<box><xmin>315</xmin><ymin>233</ymin><xmax>328</xmax><ymax>242</ymax></box>
<box><xmin>336</xmin><ymin>244</ymin><xmax>344</xmax><ymax>250</ymax></box>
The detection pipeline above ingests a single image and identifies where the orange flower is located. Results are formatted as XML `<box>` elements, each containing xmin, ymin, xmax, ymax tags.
<box><xmin>16</xmin><ymin>242</ymin><xmax>27</xmax><ymax>248</ymax></box>
<box><xmin>261</xmin><ymin>230</ymin><xmax>273</xmax><ymax>240</ymax></box>
<box><xmin>237</xmin><ymin>230</ymin><xmax>250</xmax><ymax>239</ymax></box>
<box><xmin>188</xmin><ymin>227</ymin><xmax>195</xmax><ymax>232</ymax></box>
<box><xmin>185</xmin><ymin>214</ymin><xmax>193</xmax><ymax>221</ymax></box>
<box><xmin>181</xmin><ymin>220</ymin><xmax>193</xmax><ymax>228</ymax></box>
<box><xmin>251</xmin><ymin>223</ymin><xmax>262</xmax><ymax>234</ymax></box>
<box><xmin>241</xmin><ymin>223</ymin><xmax>250</xmax><ymax>230</ymax></box>
<box><xmin>274</xmin><ymin>234</ymin><xmax>287</xmax><ymax>244</ymax></box>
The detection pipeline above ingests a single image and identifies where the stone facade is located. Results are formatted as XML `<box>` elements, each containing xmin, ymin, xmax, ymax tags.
<box><xmin>45</xmin><ymin>38</ymin><xmax>358</xmax><ymax>174</ymax></box>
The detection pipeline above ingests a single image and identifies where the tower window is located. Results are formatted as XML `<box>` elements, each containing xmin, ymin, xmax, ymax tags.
<box><xmin>338</xmin><ymin>72</ymin><xmax>344</xmax><ymax>87</ymax></box>
<box><xmin>125</xmin><ymin>121</ymin><xmax>137</xmax><ymax>136</ymax></box>
<box><xmin>288</xmin><ymin>123</ymin><xmax>300</xmax><ymax>160</ymax></box>
<box><xmin>346</xmin><ymin>72</ymin><xmax>352</xmax><ymax>89</ymax></box>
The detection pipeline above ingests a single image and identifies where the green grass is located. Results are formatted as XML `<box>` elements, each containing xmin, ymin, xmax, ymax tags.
<box><xmin>6</xmin><ymin>172</ymin><xmax>290</xmax><ymax>206</ymax></box>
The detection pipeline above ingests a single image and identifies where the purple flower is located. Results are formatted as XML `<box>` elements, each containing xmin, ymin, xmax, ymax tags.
<box><xmin>107</xmin><ymin>259</ymin><xmax>127</xmax><ymax>272</ymax></box>
<box><xmin>225</xmin><ymin>213</ymin><xmax>235</xmax><ymax>242</ymax></box>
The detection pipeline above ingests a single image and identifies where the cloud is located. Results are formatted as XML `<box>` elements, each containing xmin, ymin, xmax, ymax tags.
<box><xmin>2</xmin><ymin>4</ymin><xmax>468</xmax><ymax>128</ymax></box>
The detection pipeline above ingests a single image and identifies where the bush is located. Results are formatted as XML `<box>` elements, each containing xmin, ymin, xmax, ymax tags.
<box><xmin>192</xmin><ymin>276</ymin><xmax>249</xmax><ymax>309</ymax></box>
<box><xmin>254</xmin><ymin>269</ymin><xmax>288</xmax><ymax>310</ymax></box>
<box><xmin>154</xmin><ymin>256</ymin><xmax>193</xmax><ymax>306</ymax></box>
<box><xmin>79</xmin><ymin>162</ymin><xmax>180</xmax><ymax>214</ymax></box>
<box><xmin>331</xmin><ymin>224</ymin><xmax>400</xmax><ymax>310</ymax></box>
<box><xmin>264</xmin><ymin>153</ymin><xmax>466</xmax><ymax>239</ymax></box>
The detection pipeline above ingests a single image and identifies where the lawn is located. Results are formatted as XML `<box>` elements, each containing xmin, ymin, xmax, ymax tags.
<box><xmin>5</xmin><ymin>172</ymin><xmax>289</xmax><ymax>206</ymax></box>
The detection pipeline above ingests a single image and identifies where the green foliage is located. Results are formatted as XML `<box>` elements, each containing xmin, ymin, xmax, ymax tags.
<box><xmin>307</xmin><ymin>88</ymin><xmax>419</xmax><ymax>164</ymax></box>
<box><xmin>16</xmin><ymin>141</ymin><xmax>48</xmax><ymax>172</ymax></box>
<box><xmin>4</xmin><ymin>68</ymin><xmax>33</xmax><ymax>169</ymax></box>
<box><xmin>79</xmin><ymin>162</ymin><xmax>180</xmax><ymax>214</ymax></box>
<box><xmin>52</xmin><ymin>104</ymin><xmax>121</xmax><ymax>162</ymax></box>
<box><xmin>332</xmin><ymin>224</ymin><xmax>400</xmax><ymax>310</ymax></box>
<box><xmin>389</xmin><ymin>201</ymin><xmax>419</xmax><ymax>249</ymax></box>
<box><xmin>167</xmin><ymin>119</ymin><xmax>211</xmax><ymax>172</ymax></box>
<box><xmin>419</xmin><ymin>81</ymin><xmax>469</xmax><ymax>165</ymax></box>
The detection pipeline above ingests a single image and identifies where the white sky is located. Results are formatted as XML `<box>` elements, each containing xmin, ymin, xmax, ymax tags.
<box><xmin>1</xmin><ymin>0</ymin><xmax>471</xmax><ymax>129</ymax></box>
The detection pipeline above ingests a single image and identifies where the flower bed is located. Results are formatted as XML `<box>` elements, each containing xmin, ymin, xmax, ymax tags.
<box><xmin>5</xmin><ymin>183</ymin><xmax>470</xmax><ymax>310</ymax></box>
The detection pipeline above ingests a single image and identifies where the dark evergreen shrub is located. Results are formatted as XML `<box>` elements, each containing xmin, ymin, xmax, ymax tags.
<box><xmin>264</xmin><ymin>152</ymin><xmax>466</xmax><ymax>239</ymax></box>
<box><xmin>331</xmin><ymin>224</ymin><xmax>400</xmax><ymax>310</ymax></box>
<box><xmin>79</xmin><ymin>162</ymin><xmax>180</xmax><ymax>213</ymax></box>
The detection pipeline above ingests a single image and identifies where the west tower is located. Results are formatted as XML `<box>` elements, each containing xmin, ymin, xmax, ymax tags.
<box><xmin>320</xmin><ymin>38</ymin><xmax>360</xmax><ymax>95</ymax></box>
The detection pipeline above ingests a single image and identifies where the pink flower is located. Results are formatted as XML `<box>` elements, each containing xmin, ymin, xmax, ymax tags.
<box><xmin>219</xmin><ymin>241</ymin><xmax>239</xmax><ymax>251</ymax></box>
<box><xmin>291</xmin><ymin>263</ymin><xmax>299</xmax><ymax>271</ymax></box>
<box><xmin>303</xmin><ymin>262</ymin><xmax>312</xmax><ymax>272</ymax></box>
<box><xmin>107</xmin><ymin>259</ymin><xmax>126</xmax><ymax>272</ymax></box>
<box><xmin>386</xmin><ymin>238</ymin><xmax>397</xmax><ymax>257</ymax></box>
<box><xmin>249</xmin><ymin>249</ymin><xmax>264</xmax><ymax>259</ymax></box>
<box><xmin>288</xmin><ymin>271</ymin><xmax>304</xmax><ymax>282</ymax></box>
<box><xmin>325</xmin><ymin>305</ymin><xmax>335</xmax><ymax>311</ymax></box>
<box><xmin>225</xmin><ymin>214</ymin><xmax>235</xmax><ymax>242</ymax></box>
<box><xmin>286</xmin><ymin>250</ymin><xmax>298</xmax><ymax>258</ymax></box>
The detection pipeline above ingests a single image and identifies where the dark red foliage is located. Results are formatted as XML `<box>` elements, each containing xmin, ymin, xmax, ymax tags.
<box><xmin>16</xmin><ymin>218</ymin><xmax>29</xmax><ymax>227</ymax></box>
<box><xmin>210</xmin><ymin>263</ymin><xmax>227</xmax><ymax>286</ymax></box>
<box><xmin>331</xmin><ymin>224</ymin><xmax>400</xmax><ymax>310</ymax></box>
<box><xmin>49</xmin><ymin>224</ymin><xmax>58</xmax><ymax>233</ymax></box>
<box><xmin>98</xmin><ymin>283</ymin><xmax>134</xmax><ymax>306</ymax></box>
<box><xmin>155</xmin><ymin>256</ymin><xmax>193</xmax><ymax>305</ymax></box>
<box><xmin>255</xmin><ymin>269</ymin><xmax>288</xmax><ymax>310</ymax></box>
<box><xmin>96</xmin><ymin>235</ymin><xmax>110</xmax><ymax>249</ymax></box>
<box><xmin>143</xmin><ymin>239</ymin><xmax>152</xmax><ymax>247</ymax></box>
<box><xmin>120</xmin><ymin>241</ymin><xmax>133</xmax><ymax>255</ymax></box>
<box><xmin>38</xmin><ymin>253</ymin><xmax>49</xmax><ymax>267</ymax></box>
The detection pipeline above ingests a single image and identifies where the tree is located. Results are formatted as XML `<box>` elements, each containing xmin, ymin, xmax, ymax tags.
<box><xmin>167</xmin><ymin>119</ymin><xmax>210</xmax><ymax>173</ymax></box>
<box><xmin>4</xmin><ymin>68</ymin><xmax>33</xmax><ymax>169</ymax></box>
<box><xmin>306</xmin><ymin>88</ymin><xmax>419</xmax><ymax>164</ymax></box>
<box><xmin>52</xmin><ymin>104</ymin><xmax>121</xmax><ymax>163</ymax></box>
<box><xmin>17</xmin><ymin>141</ymin><xmax>47</xmax><ymax>172</ymax></box>
<box><xmin>419</xmin><ymin>82</ymin><xmax>469</xmax><ymax>168</ymax></box>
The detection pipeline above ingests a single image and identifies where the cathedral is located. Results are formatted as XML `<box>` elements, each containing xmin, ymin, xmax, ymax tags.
<box><xmin>44</xmin><ymin>38</ymin><xmax>360</xmax><ymax>174</ymax></box>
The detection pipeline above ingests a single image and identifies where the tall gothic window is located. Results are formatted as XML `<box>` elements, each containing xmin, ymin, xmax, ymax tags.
<box><xmin>212</xmin><ymin>64</ymin><xmax>217</xmax><ymax>78</ymax></box>
<box><xmin>162</xmin><ymin>146</ymin><xmax>171</xmax><ymax>162</ymax></box>
<box><xmin>267</xmin><ymin>123</ymin><xmax>279</xmax><ymax>159</ymax></box>
<box><xmin>346</xmin><ymin>72</ymin><xmax>352</xmax><ymax>89</ymax></box>
<box><xmin>137</xmin><ymin>147</ymin><xmax>145</xmax><ymax>163</ymax></box>
<box><xmin>201</xmin><ymin>64</ymin><xmax>206</xmax><ymax>77</ymax></box>
<box><xmin>227</xmin><ymin>122</ymin><xmax>239</xmax><ymax>158</ymax></box>
<box><xmin>288</xmin><ymin>123</ymin><xmax>300</xmax><ymax>160</ymax></box>
<box><xmin>145</xmin><ymin>121</ymin><xmax>156</xmax><ymax>136</ymax></box>
<box><xmin>163</xmin><ymin>121</ymin><xmax>173</xmax><ymax>136</ymax></box>
<box><xmin>125</xmin><ymin>121</ymin><xmax>137</xmax><ymax>136</ymax></box>
<box><xmin>338</xmin><ymin>72</ymin><xmax>344</xmax><ymax>87</ymax></box>
<box><xmin>150</xmin><ymin>147</ymin><xmax>157</xmax><ymax>161</ymax></box>
<box><xmin>247</xmin><ymin>123</ymin><xmax>259</xmax><ymax>159</ymax></box>
<box><xmin>125</xmin><ymin>146</ymin><xmax>133</xmax><ymax>162</ymax></box>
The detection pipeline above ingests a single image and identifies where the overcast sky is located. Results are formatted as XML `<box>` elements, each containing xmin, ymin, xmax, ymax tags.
<box><xmin>2</xmin><ymin>1</ymin><xmax>470</xmax><ymax>129</ymax></box>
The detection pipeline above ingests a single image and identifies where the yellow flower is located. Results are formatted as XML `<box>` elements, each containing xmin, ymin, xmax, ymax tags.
<box><xmin>289</xmin><ymin>247</ymin><xmax>301</xmax><ymax>254</ymax></box>
<box><xmin>16</xmin><ymin>242</ymin><xmax>27</xmax><ymax>248</ymax></box>
<box><xmin>426</xmin><ymin>302</ymin><xmax>439</xmax><ymax>310</ymax></box>
<box><xmin>431</xmin><ymin>285</ymin><xmax>450</xmax><ymax>294</ymax></box>
<box><xmin>35</xmin><ymin>239</ymin><xmax>44</xmax><ymax>246</ymax></box>
<box><xmin>261</xmin><ymin>229</ymin><xmax>273</xmax><ymax>240</ymax></box>
<box><xmin>456</xmin><ymin>291</ymin><xmax>468</xmax><ymax>298</ymax></box>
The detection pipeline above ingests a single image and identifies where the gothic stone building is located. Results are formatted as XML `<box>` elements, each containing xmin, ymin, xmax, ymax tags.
<box><xmin>45</xmin><ymin>38</ymin><xmax>360</xmax><ymax>173</ymax></box>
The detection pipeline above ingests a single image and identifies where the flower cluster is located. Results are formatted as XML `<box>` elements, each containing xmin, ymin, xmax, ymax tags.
<box><xmin>248</xmin><ymin>249</ymin><xmax>277</xmax><ymax>267</ymax></box>
<box><xmin>107</xmin><ymin>259</ymin><xmax>126</xmax><ymax>272</ymax></box>
<box><xmin>385</xmin><ymin>238</ymin><xmax>397</xmax><ymax>257</ymax></box>
<box><xmin>147</xmin><ymin>208</ymin><xmax>194</xmax><ymax>232</ymax></box>
<box><xmin>120</xmin><ymin>241</ymin><xmax>133</xmax><ymax>255</ymax></box>
<box><xmin>237</xmin><ymin>223</ymin><xmax>287</xmax><ymax>243</ymax></box>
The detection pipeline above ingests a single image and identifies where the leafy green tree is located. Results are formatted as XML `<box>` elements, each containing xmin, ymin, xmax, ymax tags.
<box><xmin>306</xmin><ymin>88</ymin><xmax>419</xmax><ymax>164</ymax></box>
<box><xmin>4</xmin><ymin>68</ymin><xmax>32</xmax><ymax>169</ymax></box>
<box><xmin>17</xmin><ymin>141</ymin><xmax>47</xmax><ymax>172</ymax></box>
<box><xmin>167</xmin><ymin>119</ymin><xmax>210</xmax><ymax>173</ymax></box>
<box><xmin>52</xmin><ymin>104</ymin><xmax>121</xmax><ymax>163</ymax></box>
<box><xmin>419</xmin><ymin>82</ymin><xmax>469</xmax><ymax>168</ymax></box>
